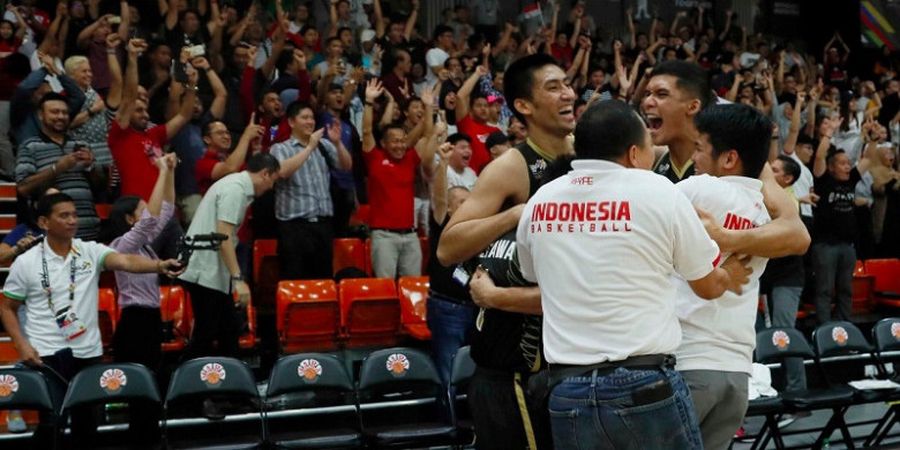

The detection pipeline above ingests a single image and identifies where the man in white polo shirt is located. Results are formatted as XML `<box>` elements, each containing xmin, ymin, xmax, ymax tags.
<box><xmin>673</xmin><ymin>104</ymin><xmax>773</xmax><ymax>450</ymax></box>
<box><xmin>516</xmin><ymin>100</ymin><xmax>751</xmax><ymax>450</ymax></box>
<box><xmin>0</xmin><ymin>192</ymin><xmax>183</xmax><ymax>448</ymax></box>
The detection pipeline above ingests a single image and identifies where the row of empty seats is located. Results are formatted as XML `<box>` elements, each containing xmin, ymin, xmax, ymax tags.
<box><xmin>0</xmin><ymin>346</ymin><xmax>475</xmax><ymax>449</ymax></box>
<box><xmin>747</xmin><ymin>318</ymin><xmax>900</xmax><ymax>449</ymax></box>
<box><xmin>277</xmin><ymin>277</ymin><xmax>432</xmax><ymax>354</ymax></box>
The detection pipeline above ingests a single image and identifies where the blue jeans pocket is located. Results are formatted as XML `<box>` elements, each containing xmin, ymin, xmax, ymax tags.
<box><xmin>548</xmin><ymin>407</ymin><xmax>581</xmax><ymax>450</ymax></box>
<box><xmin>616</xmin><ymin>395</ymin><xmax>693</xmax><ymax>449</ymax></box>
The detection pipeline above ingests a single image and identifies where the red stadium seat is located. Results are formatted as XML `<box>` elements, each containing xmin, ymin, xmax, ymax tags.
<box><xmin>0</xmin><ymin>183</ymin><xmax>16</xmax><ymax>200</ymax></box>
<box><xmin>855</xmin><ymin>260</ymin><xmax>867</xmax><ymax>276</ymax></box>
<box><xmin>0</xmin><ymin>214</ymin><xmax>15</xmax><ymax>233</ymax></box>
<box><xmin>95</xmin><ymin>203</ymin><xmax>112</xmax><ymax>220</ymax></box>
<box><xmin>97</xmin><ymin>288</ymin><xmax>117</xmax><ymax>352</ymax></box>
<box><xmin>350</xmin><ymin>204</ymin><xmax>371</xmax><ymax>227</ymax></box>
<box><xmin>398</xmin><ymin>276</ymin><xmax>431</xmax><ymax>340</ymax></box>
<box><xmin>865</xmin><ymin>259</ymin><xmax>900</xmax><ymax>309</ymax></box>
<box><xmin>333</xmin><ymin>238</ymin><xmax>367</xmax><ymax>275</ymax></box>
<box><xmin>276</xmin><ymin>280</ymin><xmax>341</xmax><ymax>353</ymax></box>
<box><xmin>0</xmin><ymin>334</ymin><xmax>18</xmax><ymax>364</ymax></box>
<box><xmin>338</xmin><ymin>278</ymin><xmax>401</xmax><ymax>348</ymax></box>
<box><xmin>253</xmin><ymin>239</ymin><xmax>279</xmax><ymax>309</ymax></box>
<box><xmin>160</xmin><ymin>285</ymin><xmax>192</xmax><ymax>352</ymax></box>
<box><xmin>852</xmin><ymin>275</ymin><xmax>875</xmax><ymax>313</ymax></box>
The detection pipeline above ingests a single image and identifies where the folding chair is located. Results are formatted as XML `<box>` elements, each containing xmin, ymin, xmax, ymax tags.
<box><xmin>397</xmin><ymin>276</ymin><xmax>431</xmax><ymax>340</ymax></box>
<box><xmin>801</xmin><ymin>321</ymin><xmax>877</xmax><ymax>449</ymax></box>
<box><xmin>163</xmin><ymin>357</ymin><xmax>264</xmax><ymax>449</ymax></box>
<box><xmin>743</xmin><ymin>327</ymin><xmax>815</xmax><ymax>450</ymax></box>
<box><xmin>265</xmin><ymin>353</ymin><xmax>362</xmax><ymax>448</ymax></box>
<box><xmin>276</xmin><ymin>280</ymin><xmax>341</xmax><ymax>353</ymax></box>
<box><xmin>61</xmin><ymin>363</ymin><xmax>162</xmax><ymax>448</ymax></box>
<box><xmin>448</xmin><ymin>346</ymin><xmax>475</xmax><ymax>443</ymax></box>
<box><xmin>866</xmin><ymin>318</ymin><xmax>900</xmax><ymax>446</ymax></box>
<box><xmin>0</xmin><ymin>367</ymin><xmax>56</xmax><ymax>447</ymax></box>
<box><xmin>357</xmin><ymin>348</ymin><xmax>455</xmax><ymax>448</ymax></box>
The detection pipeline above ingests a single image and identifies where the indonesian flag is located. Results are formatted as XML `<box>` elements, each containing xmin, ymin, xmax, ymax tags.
<box><xmin>522</xmin><ymin>2</ymin><xmax>542</xmax><ymax>19</ymax></box>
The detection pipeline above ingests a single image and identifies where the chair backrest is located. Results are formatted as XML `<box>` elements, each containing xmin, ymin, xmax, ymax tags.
<box><xmin>62</xmin><ymin>363</ymin><xmax>161</xmax><ymax>411</ymax></box>
<box><xmin>0</xmin><ymin>335</ymin><xmax>20</xmax><ymax>365</ymax></box>
<box><xmin>450</xmin><ymin>346</ymin><xmax>475</xmax><ymax>387</ymax></box>
<box><xmin>865</xmin><ymin>259</ymin><xmax>900</xmax><ymax>293</ymax></box>
<box><xmin>252</xmin><ymin>239</ymin><xmax>278</xmax><ymax>284</ymax></box>
<box><xmin>873</xmin><ymin>318</ymin><xmax>900</xmax><ymax>353</ymax></box>
<box><xmin>276</xmin><ymin>280</ymin><xmax>340</xmax><ymax>347</ymax></box>
<box><xmin>166</xmin><ymin>357</ymin><xmax>259</xmax><ymax>404</ymax></box>
<box><xmin>266</xmin><ymin>353</ymin><xmax>353</xmax><ymax>398</ymax></box>
<box><xmin>398</xmin><ymin>276</ymin><xmax>429</xmax><ymax>326</ymax></box>
<box><xmin>98</xmin><ymin>287</ymin><xmax>118</xmax><ymax>344</ymax></box>
<box><xmin>755</xmin><ymin>327</ymin><xmax>815</xmax><ymax>363</ymax></box>
<box><xmin>358</xmin><ymin>347</ymin><xmax>441</xmax><ymax>390</ymax></box>
<box><xmin>339</xmin><ymin>278</ymin><xmax>401</xmax><ymax>337</ymax></box>
<box><xmin>855</xmin><ymin>260</ymin><xmax>866</xmax><ymax>275</ymax></box>
<box><xmin>333</xmin><ymin>238</ymin><xmax>367</xmax><ymax>276</ymax></box>
<box><xmin>812</xmin><ymin>321</ymin><xmax>873</xmax><ymax>358</ymax></box>
<box><xmin>160</xmin><ymin>285</ymin><xmax>192</xmax><ymax>340</ymax></box>
<box><xmin>0</xmin><ymin>368</ymin><xmax>54</xmax><ymax>412</ymax></box>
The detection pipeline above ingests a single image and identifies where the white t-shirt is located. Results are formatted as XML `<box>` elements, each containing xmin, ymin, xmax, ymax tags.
<box><xmin>516</xmin><ymin>160</ymin><xmax>721</xmax><ymax>365</ymax></box>
<box><xmin>447</xmin><ymin>166</ymin><xmax>477</xmax><ymax>190</ymax></box>
<box><xmin>787</xmin><ymin>152</ymin><xmax>814</xmax><ymax>218</ymax></box>
<box><xmin>425</xmin><ymin>47</ymin><xmax>449</xmax><ymax>87</ymax></box>
<box><xmin>673</xmin><ymin>175</ymin><xmax>771</xmax><ymax>374</ymax></box>
<box><xmin>2</xmin><ymin>239</ymin><xmax>114</xmax><ymax>359</ymax></box>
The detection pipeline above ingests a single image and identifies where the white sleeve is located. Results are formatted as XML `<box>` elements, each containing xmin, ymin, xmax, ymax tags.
<box><xmin>671</xmin><ymin>189</ymin><xmax>720</xmax><ymax>281</ymax></box>
<box><xmin>2</xmin><ymin>255</ymin><xmax>30</xmax><ymax>302</ymax></box>
<box><xmin>516</xmin><ymin>201</ymin><xmax>536</xmax><ymax>283</ymax></box>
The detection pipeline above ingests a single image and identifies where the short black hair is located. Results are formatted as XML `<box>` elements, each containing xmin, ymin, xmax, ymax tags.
<box><xmin>276</xmin><ymin>49</ymin><xmax>296</xmax><ymax>73</ymax></box>
<box><xmin>776</xmin><ymin>155</ymin><xmax>801</xmax><ymax>185</ymax></box>
<box><xmin>325</xmin><ymin>36</ymin><xmax>343</xmax><ymax>47</ymax></box>
<box><xmin>504</xmin><ymin>54</ymin><xmax>561</xmax><ymax>124</ymax></box>
<box><xmin>39</xmin><ymin>92</ymin><xmax>68</xmax><ymax>110</ymax></box>
<box><xmin>286</xmin><ymin>100</ymin><xmax>314</xmax><ymax>119</ymax></box>
<box><xmin>100</xmin><ymin>195</ymin><xmax>142</xmax><ymax>244</ymax></box>
<box><xmin>433</xmin><ymin>25</ymin><xmax>453</xmax><ymax>41</ymax></box>
<box><xmin>447</xmin><ymin>133</ymin><xmax>471</xmax><ymax>145</ymax></box>
<box><xmin>36</xmin><ymin>193</ymin><xmax>74</xmax><ymax>219</ymax></box>
<box><xmin>694</xmin><ymin>103</ymin><xmax>772</xmax><ymax>178</ymax></box>
<box><xmin>202</xmin><ymin>119</ymin><xmax>226</xmax><ymax>138</ymax></box>
<box><xmin>650</xmin><ymin>60</ymin><xmax>714</xmax><ymax>110</ymax></box>
<box><xmin>574</xmin><ymin>100</ymin><xmax>647</xmax><ymax>161</ymax></box>
<box><xmin>246</xmin><ymin>153</ymin><xmax>280</xmax><ymax>174</ymax></box>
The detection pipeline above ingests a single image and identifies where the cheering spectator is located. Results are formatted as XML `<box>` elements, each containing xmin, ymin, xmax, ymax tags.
<box><xmin>455</xmin><ymin>64</ymin><xmax>500</xmax><ymax>174</ymax></box>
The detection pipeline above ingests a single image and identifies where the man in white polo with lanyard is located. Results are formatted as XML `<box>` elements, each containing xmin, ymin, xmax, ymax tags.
<box><xmin>674</xmin><ymin>103</ymin><xmax>773</xmax><ymax>449</ymax></box>
<box><xmin>516</xmin><ymin>100</ymin><xmax>751</xmax><ymax>450</ymax></box>
<box><xmin>0</xmin><ymin>192</ymin><xmax>183</xmax><ymax>448</ymax></box>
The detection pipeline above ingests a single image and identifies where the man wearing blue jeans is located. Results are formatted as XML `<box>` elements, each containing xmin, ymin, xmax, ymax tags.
<box><xmin>516</xmin><ymin>101</ymin><xmax>750</xmax><ymax>450</ymax></box>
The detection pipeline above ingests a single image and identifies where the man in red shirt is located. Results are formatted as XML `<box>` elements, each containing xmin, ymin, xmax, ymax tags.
<box><xmin>195</xmin><ymin>114</ymin><xmax>265</xmax><ymax>195</ymax></box>
<box><xmin>363</xmin><ymin>79</ymin><xmax>439</xmax><ymax>278</ymax></box>
<box><xmin>455</xmin><ymin>65</ymin><xmax>500</xmax><ymax>174</ymax></box>
<box><xmin>107</xmin><ymin>39</ymin><xmax>196</xmax><ymax>201</ymax></box>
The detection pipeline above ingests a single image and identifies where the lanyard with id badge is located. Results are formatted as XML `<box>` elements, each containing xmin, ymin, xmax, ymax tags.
<box><xmin>40</xmin><ymin>243</ymin><xmax>87</xmax><ymax>341</ymax></box>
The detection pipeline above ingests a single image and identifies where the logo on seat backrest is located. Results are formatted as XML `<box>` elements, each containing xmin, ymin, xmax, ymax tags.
<box><xmin>298</xmin><ymin>359</ymin><xmax>323</xmax><ymax>384</ymax></box>
<box><xmin>201</xmin><ymin>363</ymin><xmax>227</xmax><ymax>387</ymax></box>
<box><xmin>891</xmin><ymin>323</ymin><xmax>900</xmax><ymax>341</ymax></box>
<box><xmin>0</xmin><ymin>374</ymin><xmax>19</xmax><ymax>400</ymax></box>
<box><xmin>832</xmin><ymin>327</ymin><xmax>849</xmax><ymax>346</ymax></box>
<box><xmin>386</xmin><ymin>353</ymin><xmax>410</xmax><ymax>378</ymax></box>
<box><xmin>100</xmin><ymin>368</ymin><xmax>128</xmax><ymax>394</ymax></box>
<box><xmin>772</xmin><ymin>330</ymin><xmax>790</xmax><ymax>351</ymax></box>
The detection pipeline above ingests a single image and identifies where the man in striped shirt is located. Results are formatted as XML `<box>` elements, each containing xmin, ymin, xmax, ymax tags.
<box><xmin>15</xmin><ymin>92</ymin><xmax>101</xmax><ymax>241</ymax></box>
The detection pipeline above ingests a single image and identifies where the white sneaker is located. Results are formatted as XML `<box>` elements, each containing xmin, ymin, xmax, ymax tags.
<box><xmin>778</xmin><ymin>411</ymin><xmax>811</xmax><ymax>429</ymax></box>
<box><xmin>6</xmin><ymin>410</ymin><xmax>27</xmax><ymax>433</ymax></box>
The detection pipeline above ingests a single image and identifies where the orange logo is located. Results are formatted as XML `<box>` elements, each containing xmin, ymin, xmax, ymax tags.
<box><xmin>298</xmin><ymin>359</ymin><xmax>323</xmax><ymax>383</ymax></box>
<box><xmin>0</xmin><ymin>374</ymin><xmax>19</xmax><ymax>400</ymax></box>
<box><xmin>772</xmin><ymin>330</ymin><xmax>790</xmax><ymax>350</ymax></box>
<box><xmin>200</xmin><ymin>363</ymin><xmax>227</xmax><ymax>387</ymax></box>
<box><xmin>832</xmin><ymin>327</ymin><xmax>849</xmax><ymax>346</ymax></box>
<box><xmin>99</xmin><ymin>368</ymin><xmax>128</xmax><ymax>394</ymax></box>
<box><xmin>386</xmin><ymin>353</ymin><xmax>410</xmax><ymax>378</ymax></box>
<box><xmin>891</xmin><ymin>323</ymin><xmax>900</xmax><ymax>341</ymax></box>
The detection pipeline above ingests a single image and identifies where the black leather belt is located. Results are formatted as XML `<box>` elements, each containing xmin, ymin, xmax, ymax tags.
<box><xmin>372</xmin><ymin>227</ymin><xmax>416</xmax><ymax>234</ymax></box>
